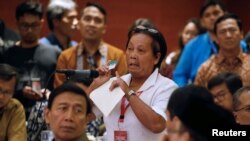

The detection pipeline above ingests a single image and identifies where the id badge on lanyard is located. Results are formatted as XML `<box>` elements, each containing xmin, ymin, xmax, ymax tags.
<box><xmin>114</xmin><ymin>91</ymin><xmax>142</xmax><ymax>141</ymax></box>
<box><xmin>114</xmin><ymin>130</ymin><xmax>128</xmax><ymax>141</ymax></box>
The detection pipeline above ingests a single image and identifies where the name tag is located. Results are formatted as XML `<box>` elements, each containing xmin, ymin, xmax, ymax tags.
<box><xmin>114</xmin><ymin>130</ymin><xmax>128</xmax><ymax>141</ymax></box>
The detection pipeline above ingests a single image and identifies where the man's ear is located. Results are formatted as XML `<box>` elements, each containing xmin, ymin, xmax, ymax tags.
<box><xmin>240</xmin><ymin>31</ymin><xmax>244</xmax><ymax>39</ymax></box>
<box><xmin>154</xmin><ymin>52</ymin><xmax>161</xmax><ymax>65</ymax></box>
<box><xmin>44</xmin><ymin>107</ymin><xmax>50</xmax><ymax>125</ymax></box>
<box><xmin>102</xmin><ymin>25</ymin><xmax>107</xmax><ymax>35</ymax></box>
<box><xmin>40</xmin><ymin>18</ymin><xmax>45</xmax><ymax>29</ymax></box>
<box><xmin>233</xmin><ymin>112</ymin><xmax>240</xmax><ymax>124</ymax></box>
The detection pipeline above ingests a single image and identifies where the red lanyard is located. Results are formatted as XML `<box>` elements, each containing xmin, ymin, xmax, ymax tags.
<box><xmin>119</xmin><ymin>91</ymin><xmax>142</xmax><ymax>123</ymax></box>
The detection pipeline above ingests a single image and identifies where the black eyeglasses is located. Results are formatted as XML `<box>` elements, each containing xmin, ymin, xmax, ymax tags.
<box><xmin>19</xmin><ymin>22</ymin><xmax>41</xmax><ymax>31</ymax></box>
<box><xmin>235</xmin><ymin>105</ymin><xmax>250</xmax><ymax>112</ymax></box>
<box><xmin>213</xmin><ymin>92</ymin><xmax>226</xmax><ymax>102</ymax></box>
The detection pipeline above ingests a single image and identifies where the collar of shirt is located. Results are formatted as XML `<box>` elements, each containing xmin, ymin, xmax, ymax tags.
<box><xmin>121</xmin><ymin>68</ymin><xmax>159</xmax><ymax>92</ymax></box>
<box><xmin>0</xmin><ymin>99</ymin><xmax>16</xmax><ymax>114</ymax></box>
<box><xmin>46</xmin><ymin>33</ymin><xmax>76</xmax><ymax>50</ymax></box>
<box><xmin>215</xmin><ymin>50</ymin><xmax>244</xmax><ymax>66</ymax></box>
<box><xmin>76</xmin><ymin>41</ymin><xmax>106</xmax><ymax>57</ymax></box>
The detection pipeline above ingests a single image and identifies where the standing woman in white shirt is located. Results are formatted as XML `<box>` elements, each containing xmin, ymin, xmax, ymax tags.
<box><xmin>88</xmin><ymin>25</ymin><xmax>178</xmax><ymax>141</ymax></box>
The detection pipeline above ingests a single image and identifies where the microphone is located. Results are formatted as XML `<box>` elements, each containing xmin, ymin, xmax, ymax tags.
<box><xmin>56</xmin><ymin>69</ymin><xmax>99</xmax><ymax>78</ymax></box>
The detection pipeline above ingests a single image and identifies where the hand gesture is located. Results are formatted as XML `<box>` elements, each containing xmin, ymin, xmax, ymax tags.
<box><xmin>109</xmin><ymin>71</ymin><xmax>129</xmax><ymax>94</ymax></box>
<box><xmin>87</xmin><ymin>64</ymin><xmax>111</xmax><ymax>94</ymax></box>
<box><xmin>22</xmin><ymin>86</ymin><xmax>44</xmax><ymax>100</ymax></box>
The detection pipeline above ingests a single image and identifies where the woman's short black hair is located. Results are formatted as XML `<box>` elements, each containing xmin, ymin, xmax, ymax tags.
<box><xmin>126</xmin><ymin>26</ymin><xmax>167</xmax><ymax>69</ymax></box>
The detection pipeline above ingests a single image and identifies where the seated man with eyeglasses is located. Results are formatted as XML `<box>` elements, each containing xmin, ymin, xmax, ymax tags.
<box><xmin>233</xmin><ymin>86</ymin><xmax>250</xmax><ymax>125</ymax></box>
<box><xmin>208</xmin><ymin>72</ymin><xmax>242</xmax><ymax>112</ymax></box>
<box><xmin>0</xmin><ymin>64</ymin><xmax>27</xmax><ymax>141</ymax></box>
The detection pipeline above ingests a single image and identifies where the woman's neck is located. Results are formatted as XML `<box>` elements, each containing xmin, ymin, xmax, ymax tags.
<box><xmin>129</xmin><ymin>76</ymin><xmax>147</xmax><ymax>91</ymax></box>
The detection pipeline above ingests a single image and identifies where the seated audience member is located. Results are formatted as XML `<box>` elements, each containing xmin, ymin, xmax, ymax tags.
<box><xmin>195</xmin><ymin>14</ymin><xmax>250</xmax><ymax>87</ymax></box>
<box><xmin>233</xmin><ymin>86</ymin><xmax>250</xmax><ymax>125</ymax></box>
<box><xmin>173</xmin><ymin>0</ymin><xmax>248</xmax><ymax>86</ymax></box>
<box><xmin>0</xmin><ymin>64</ymin><xmax>27</xmax><ymax>141</ymax></box>
<box><xmin>173</xmin><ymin>0</ymin><xmax>227</xmax><ymax>86</ymax></box>
<box><xmin>160</xmin><ymin>18</ymin><xmax>204</xmax><ymax>78</ymax></box>
<box><xmin>27</xmin><ymin>78</ymin><xmax>103</xmax><ymax>140</ymax></box>
<box><xmin>166</xmin><ymin>85</ymin><xmax>236</xmax><ymax>141</ymax></box>
<box><xmin>207</xmin><ymin>72</ymin><xmax>242</xmax><ymax>111</ymax></box>
<box><xmin>44</xmin><ymin>82</ymin><xmax>92</xmax><ymax>141</ymax></box>
<box><xmin>40</xmin><ymin>0</ymin><xmax>78</xmax><ymax>51</ymax></box>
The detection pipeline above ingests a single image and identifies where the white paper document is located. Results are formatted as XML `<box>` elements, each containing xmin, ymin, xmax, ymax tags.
<box><xmin>90</xmin><ymin>78</ymin><xmax>125</xmax><ymax>116</ymax></box>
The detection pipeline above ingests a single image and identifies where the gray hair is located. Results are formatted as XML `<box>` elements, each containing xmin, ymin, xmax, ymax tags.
<box><xmin>233</xmin><ymin>86</ymin><xmax>250</xmax><ymax>111</ymax></box>
<box><xmin>48</xmin><ymin>0</ymin><xmax>76</xmax><ymax>10</ymax></box>
<box><xmin>46</xmin><ymin>0</ymin><xmax>77</xmax><ymax>30</ymax></box>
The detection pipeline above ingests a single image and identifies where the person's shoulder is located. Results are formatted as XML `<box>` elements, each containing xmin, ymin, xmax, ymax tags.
<box><xmin>200</xmin><ymin>55</ymin><xmax>215</xmax><ymax>68</ymax></box>
<box><xmin>39</xmin><ymin>37</ymin><xmax>50</xmax><ymax>45</ymax></box>
<box><xmin>60</xmin><ymin>45</ymin><xmax>77</xmax><ymax>55</ymax></box>
<box><xmin>3</xmin><ymin>44</ymin><xmax>19</xmax><ymax>55</ymax></box>
<box><xmin>158</xmin><ymin>73</ymin><xmax>178</xmax><ymax>86</ymax></box>
<box><xmin>7</xmin><ymin>98</ymin><xmax>23</xmax><ymax>109</ymax></box>
<box><xmin>105</xmin><ymin>42</ymin><xmax>124</xmax><ymax>54</ymax></box>
<box><xmin>185</xmin><ymin>32</ymin><xmax>209</xmax><ymax>49</ymax></box>
<box><xmin>241</xmin><ymin>53</ymin><xmax>250</xmax><ymax>67</ymax></box>
<box><xmin>37</xmin><ymin>43</ymin><xmax>61</xmax><ymax>57</ymax></box>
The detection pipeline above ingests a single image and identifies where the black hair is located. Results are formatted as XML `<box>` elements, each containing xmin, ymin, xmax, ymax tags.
<box><xmin>207</xmin><ymin>72</ymin><xmax>242</xmax><ymax>95</ymax></box>
<box><xmin>126</xmin><ymin>26</ymin><xmax>167</xmax><ymax>69</ymax></box>
<box><xmin>127</xmin><ymin>18</ymin><xmax>156</xmax><ymax>37</ymax></box>
<box><xmin>67</xmin><ymin>77</ymin><xmax>93</xmax><ymax>87</ymax></box>
<box><xmin>47</xmin><ymin>81</ymin><xmax>91</xmax><ymax>114</ymax></box>
<box><xmin>83</xmin><ymin>2</ymin><xmax>107</xmax><ymax>23</ymax></box>
<box><xmin>0</xmin><ymin>63</ymin><xmax>17</xmax><ymax>81</ymax></box>
<box><xmin>214</xmin><ymin>13</ymin><xmax>243</xmax><ymax>35</ymax></box>
<box><xmin>199</xmin><ymin>0</ymin><xmax>226</xmax><ymax>17</ymax></box>
<box><xmin>15</xmin><ymin>1</ymin><xmax>43</xmax><ymax>21</ymax></box>
<box><xmin>168</xmin><ymin>85</ymin><xmax>214</xmax><ymax>120</ymax></box>
<box><xmin>0</xmin><ymin>19</ymin><xmax>5</xmax><ymax>38</ymax></box>
<box><xmin>46</xmin><ymin>0</ymin><xmax>76</xmax><ymax>31</ymax></box>
<box><xmin>168</xmin><ymin>85</ymin><xmax>236</xmax><ymax>141</ymax></box>
<box><xmin>178</xmin><ymin>18</ymin><xmax>204</xmax><ymax>49</ymax></box>
<box><xmin>173</xmin><ymin>18</ymin><xmax>205</xmax><ymax>65</ymax></box>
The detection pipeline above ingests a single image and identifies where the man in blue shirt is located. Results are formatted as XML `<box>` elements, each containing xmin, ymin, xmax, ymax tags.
<box><xmin>173</xmin><ymin>0</ymin><xmax>248</xmax><ymax>86</ymax></box>
<box><xmin>40</xmin><ymin>0</ymin><xmax>78</xmax><ymax>51</ymax></box>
